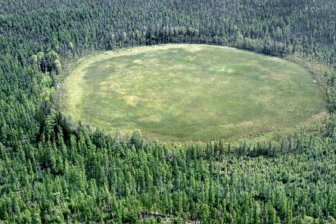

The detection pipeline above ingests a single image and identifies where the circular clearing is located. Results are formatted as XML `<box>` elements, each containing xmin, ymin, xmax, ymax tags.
<box><xmin>63</xmin><ymin>44</ymin><xmax>325</xmax><ymax>141</ymax></box>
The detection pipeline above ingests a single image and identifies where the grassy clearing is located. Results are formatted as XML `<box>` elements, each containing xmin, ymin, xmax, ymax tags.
<box><xmin>62</xmin><ymin>44</ymin><xmax>325</xmax><ymax>141</ymax></box>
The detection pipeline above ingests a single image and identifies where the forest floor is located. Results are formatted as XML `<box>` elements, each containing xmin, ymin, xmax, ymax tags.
<box><xmin>62</xmin><ymin>44</ymin><xmax>326</xmax><ymax>142</ymax></box>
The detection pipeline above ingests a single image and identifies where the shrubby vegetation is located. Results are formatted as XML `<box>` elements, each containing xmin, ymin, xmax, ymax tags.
<box><xmin>0</xmin><ymin>0</ymin><xmax>335</xmax><ymax>223</ymax></box>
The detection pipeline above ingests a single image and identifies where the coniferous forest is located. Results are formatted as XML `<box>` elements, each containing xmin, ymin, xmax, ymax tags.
<box><xmin>0</xmin><ymin>0</ymin><xmax>336</xmax><ymax>223</ymax></box>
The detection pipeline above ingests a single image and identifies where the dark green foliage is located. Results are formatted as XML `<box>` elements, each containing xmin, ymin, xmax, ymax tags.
<box><xmin>0</xmin><ymin>0</ymin><xmax>335</xmax><ymax>223</ymax></box>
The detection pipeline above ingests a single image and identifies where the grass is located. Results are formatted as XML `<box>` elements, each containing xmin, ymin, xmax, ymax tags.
<box><xmin>62</xmin><ymin>44</ymin><xmax>326</xmax><ymax>141</ymax></box>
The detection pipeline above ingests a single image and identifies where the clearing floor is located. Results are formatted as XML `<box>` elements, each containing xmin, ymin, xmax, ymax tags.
<box><xmin>62</xmin><ymin>44</ymin><xmax>326</xmax><ymax>141</ymax></box>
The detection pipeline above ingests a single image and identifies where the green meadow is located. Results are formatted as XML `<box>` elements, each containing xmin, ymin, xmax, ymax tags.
<box><xmin>63</xmin><ymin>44</ymin><xmax>325</xmax><ymax>141</ymax></box>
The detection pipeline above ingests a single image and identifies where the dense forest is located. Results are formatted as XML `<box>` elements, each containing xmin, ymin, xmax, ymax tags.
<box><xmin>0</xmin><ymin>0</ymin><xmax>336</xmax><ymax>223</ymax></box>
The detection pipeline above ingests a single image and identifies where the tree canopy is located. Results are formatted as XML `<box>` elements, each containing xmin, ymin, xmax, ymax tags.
<box><xmin>0</xmin><ymin>0</ymin><xmax>335</xmax><ymax>223</ymax></box>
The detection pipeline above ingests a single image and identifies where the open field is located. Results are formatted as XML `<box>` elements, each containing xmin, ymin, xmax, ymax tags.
<box><xmin>62</xmin><ymin>44</ymin><xmax>325</xmax><ymax>141</ymax></box>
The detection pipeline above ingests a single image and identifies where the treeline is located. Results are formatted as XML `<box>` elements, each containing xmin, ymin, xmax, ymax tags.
<box><xmin>1</xmin><ymin>112</ymin><xmax>335</xmax><ymax>223</ymax></box>
<box><xmin>0</xmin><ymin>0</ymin><xmax>335</xmax><ymax>65</ymax></box>
<box><xmin>0</xmin><ymin>0</ymin><xmax>335</xmax><ymax>223</ymax></box>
